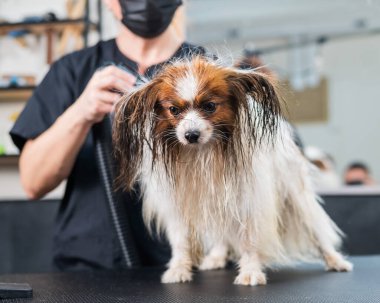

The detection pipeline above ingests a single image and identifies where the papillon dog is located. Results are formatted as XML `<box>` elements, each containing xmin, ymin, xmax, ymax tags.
<box><xmin>113</xmin><ymin>56</ymin><xmax>352</xmax><ymax>285</ymax></box>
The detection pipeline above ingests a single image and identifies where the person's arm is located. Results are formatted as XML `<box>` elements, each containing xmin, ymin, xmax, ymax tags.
<box><xmin>19</xmin><ymin>66</ymin><xmax>136</xmax><ymax>199</ymax></box>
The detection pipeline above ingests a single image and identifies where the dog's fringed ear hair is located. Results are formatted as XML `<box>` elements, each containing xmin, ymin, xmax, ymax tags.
<box><xmin>225</xmin><ymin>69</ymin><xmax>283</xmax><ymax>145</ymax></box>
<box><xmin>113</xmin><ymin>80</ymin><xmax>160</xmax><ymax>191</ymax></box>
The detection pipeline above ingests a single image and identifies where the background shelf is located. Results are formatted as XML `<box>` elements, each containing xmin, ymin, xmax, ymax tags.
<box><xmin>0</xmin><ymin>155</ymin><xmax>19</xmax><ymax>166</ymax></box>
<box><xmin>0</xmin><ymin>19</ymin><xmax>97</xmax><ymax>36</ymax></box>
<box><xmin>0</xmin><ymin>86</ymin><xmax>35</xmax><ymax>102</ymax></box>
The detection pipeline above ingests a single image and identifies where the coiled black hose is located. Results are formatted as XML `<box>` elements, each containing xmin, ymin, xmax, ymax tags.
<box><xmin>93</xmin><ymin>114</ymin><xmax>141</xmax><ymax>268</ymax></box>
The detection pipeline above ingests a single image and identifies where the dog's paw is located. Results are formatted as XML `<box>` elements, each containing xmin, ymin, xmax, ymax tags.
<box><xmin>325</xmin><ymin>253</ymin><xmax>353</xmax><ymax>272</ymax></box>
<box><xmin>161</xmin><ymin>267</ymin><xmax>193</xmax><ymax>283</ymax></box>
<box><xmin>199</xmin><ymin>255</ymin><xmax>227</xmax><ymax>271</ymax></box>
<box><xmin>233</xmin><ymin>271</ymin><xmax>267</xmax><ymax>286</ymax></box>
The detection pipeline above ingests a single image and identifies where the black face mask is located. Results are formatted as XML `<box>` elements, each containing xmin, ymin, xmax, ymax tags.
<box><xmin>346</xmin><ymin>180</ymin><xmax>365</xmax><ymax>186</ymax></box>
<box><xmin>119</xmin><ymin>0</ymin><xmax>182</xmax><ymax>38</ymax></box>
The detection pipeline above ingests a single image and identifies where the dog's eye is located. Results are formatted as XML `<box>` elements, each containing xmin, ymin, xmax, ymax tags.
<box><xmin>169</xmin><ymin>106</ymin><xmax>181</xmax><ymax>116</ymax></box>
<box><xmin>202</xmin><ymin>102</ymin><xmax>217</xmax><ymax>113</ymax></box>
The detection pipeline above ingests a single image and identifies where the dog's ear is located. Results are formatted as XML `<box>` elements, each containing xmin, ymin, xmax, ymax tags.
<box><xmin>113</xmin><ymin>79</ymin><xmax>160</xmax><ymax>191</ymax></box>
<box><xmin>225</xmin><ymin>69</ymin><xmax>283</xmax><ymax>145</ymax></box>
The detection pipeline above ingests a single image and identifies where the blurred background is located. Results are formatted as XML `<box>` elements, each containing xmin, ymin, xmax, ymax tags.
<box><xmin>1</xmin><ymin>0</ymin><xmax>380</xmax><ymax>198</ymax></box>
<box><xmin>0</xmin><ymin>0</ymin><xmax>379</xmax><ymax>273</ymax></box>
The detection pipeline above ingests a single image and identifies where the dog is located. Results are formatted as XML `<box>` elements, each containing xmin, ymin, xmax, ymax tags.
<box><xmin>113</xmin><ymin>56</ymin><xmax>352</xmax><ymax>285</ymax></box>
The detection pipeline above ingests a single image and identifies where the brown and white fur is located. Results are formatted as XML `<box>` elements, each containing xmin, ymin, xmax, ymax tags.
<box><xmin>113</xmin><ymin>56</ymin><xmax>352</xmax><ymax>286</ymax></box>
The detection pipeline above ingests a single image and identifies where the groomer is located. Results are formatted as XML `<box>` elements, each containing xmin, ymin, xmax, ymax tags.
<box><xmin>10</xmin><ymin>0</ymin><xmax>205</xmax><ymax>271</ymax></box>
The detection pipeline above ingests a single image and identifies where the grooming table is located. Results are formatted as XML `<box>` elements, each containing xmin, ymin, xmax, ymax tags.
<box><xmin>0</xmin><ymin>256</ymin><xmax>379</xmax><ymax>303</ymax></box>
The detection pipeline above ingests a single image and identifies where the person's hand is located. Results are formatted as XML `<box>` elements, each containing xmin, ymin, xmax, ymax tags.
<box><xmin>74</xmin><ymin>65</ymin><xmax>136</xmax><ymax>124</ymax></box>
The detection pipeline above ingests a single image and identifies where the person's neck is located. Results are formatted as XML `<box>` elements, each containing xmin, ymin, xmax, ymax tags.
<box><xmin>116</xmin><ymin>26</ymin><xmax>184</xmax><ymax>74</ymax></box>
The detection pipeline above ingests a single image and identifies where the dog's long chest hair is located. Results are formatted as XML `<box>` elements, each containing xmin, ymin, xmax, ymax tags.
<box><xmin>113</xmin><ymin>56</ymin><xmax>352</xmax><ymax>285</ymax></box>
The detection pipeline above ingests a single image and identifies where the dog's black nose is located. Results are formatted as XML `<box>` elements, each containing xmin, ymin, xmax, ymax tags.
<box><xmin>185</xmin><ymin>130</ymin><xmax>200</xmax><ymax>143</ymax></box>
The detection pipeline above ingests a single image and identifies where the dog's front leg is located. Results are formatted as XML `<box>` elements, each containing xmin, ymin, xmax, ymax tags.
<box><xmin>161</xmin><ymin>218</ymin><xmax>193</xmax><ymax>283</ymax></box>
<box><xmin>234</xmin><ymin>250</ymin><xmax>267</xmax><ymax>286</ymax></box>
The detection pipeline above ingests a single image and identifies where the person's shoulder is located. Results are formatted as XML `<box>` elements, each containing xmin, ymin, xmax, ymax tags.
<box><xmin>53</xmin><ymin>39</ymin><xmax>115</xmax><ymax>70</ymax></box>
<box><xmin>180</xmin><ymin>42</ymin><xmax>207</xmax><ymax>56</ymax></box>
<box><xmin>66</xmin><ymin>39</ymin><xmax>114</xmax><ymax>61</ymax></box>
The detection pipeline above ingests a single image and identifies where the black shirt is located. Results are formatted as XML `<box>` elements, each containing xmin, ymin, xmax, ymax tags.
<box><xmin>10</xmin><ymin>39</ymin><xmax>205</xmax><ymax>271</ymax></box>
